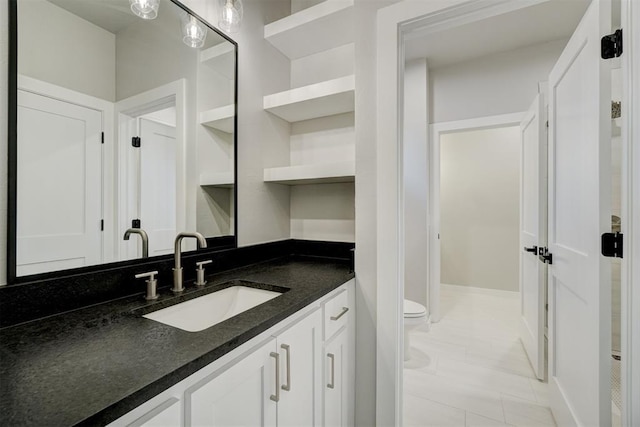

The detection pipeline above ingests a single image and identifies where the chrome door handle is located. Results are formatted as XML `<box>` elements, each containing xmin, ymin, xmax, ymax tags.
<box><xmin>327</xmin><ymin>353</ymin><xmax>335</xmax><ymax>389</ymax></box>
<box><xmin>330</xmin><ymin>307</ymin><xmax>349</xmax><ymax>321</ymax></box>
<box><xmin>281</xmin><ymin>344</ymin><xmax>291</xmax><ymax>391</ymax></box>
<box><xmin>270</xmin><ymin>352</ymin><xmax>280</xmax><ymax>402</ymax></box>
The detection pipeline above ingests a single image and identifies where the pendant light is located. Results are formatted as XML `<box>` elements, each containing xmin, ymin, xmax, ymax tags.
<box><xmin>182</xmin><ymin>15</ymin><xmax>207</xmax><ymax>48</ymax></box>
<box><xmin>218</xmin><ymin>0</ymin><xmax>243</xmax><ymax>34</ymax></box>
<box><xmin>129</xmin><ymin>0</ymin><xmax>159</xmax><ymax>20</ymax></box>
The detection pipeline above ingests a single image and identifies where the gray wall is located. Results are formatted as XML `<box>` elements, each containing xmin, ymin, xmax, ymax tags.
<box><xmin>18</xmin><ymin>0</ymin><xmax>116</xmax><ymax>101</ymax></box>
<box><xmin>440</xmin><ymin>127</ymin><xmax>521</xmax><ymax>292</ymax></box>
<box><xmin>429</xmin><ymin>40</ymin><xmax>566</xmax><ymax>124</ymax></box>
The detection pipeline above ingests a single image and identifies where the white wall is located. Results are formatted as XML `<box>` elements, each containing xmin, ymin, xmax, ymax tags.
<box><xmin>231</xmin><ymin>0</ymin><xmax>293</xmax><ymax>246</ymax></box>
<box><xmin>440</xmin><ymin>127</ymin><xmax>520</xmax><ymax>292</ymax></box>
<box><xmin>429</xmin><ymin>39</ymin><xmax>567</xmax><ymax>124</ymax></box>
<box><xmin>184</xmin><ymin>0</ymin><xmax>293</xmax><ymax>246</ymax></box>
<box><xmin>403</xmin><ymin>59</ymin><xmax>429</xmax><ymax>308</ymax></box>
<box><xmin>17</xmin><ymin>0</ymin><xmax>116</xmax><ymax>102</ymax></box>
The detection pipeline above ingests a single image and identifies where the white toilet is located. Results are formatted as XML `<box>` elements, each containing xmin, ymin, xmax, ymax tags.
<box><xmin>404</xmin><ymin>299</ymin><xmax>428</xmax><ymax>361</ymax></box>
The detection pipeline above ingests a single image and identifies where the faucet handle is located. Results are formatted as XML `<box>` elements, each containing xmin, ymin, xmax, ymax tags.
<box><xmin>135</xmin><ymin>271</ymin><xmax>159</xmax><ymax>301</ymax></box>
<box><xmin>195</xmin><ymin>260</ymin><xmax>212</xmax><ymax>287</ymax></box>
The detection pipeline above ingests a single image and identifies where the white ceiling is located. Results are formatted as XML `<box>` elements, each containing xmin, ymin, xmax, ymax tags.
<box><xmin>404</xmin><ymin>0</ymin><xmax>590</xmax><ymax>68</ymax></box>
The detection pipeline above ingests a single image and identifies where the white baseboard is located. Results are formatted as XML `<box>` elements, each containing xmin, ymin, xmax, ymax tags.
<box><xmin>441</xmin><ymin>283</ymin><xmax>519</xmax><ymax>299</ymax></box>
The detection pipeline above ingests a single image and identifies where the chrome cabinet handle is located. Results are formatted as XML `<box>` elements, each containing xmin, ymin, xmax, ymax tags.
<box><xmin>270</xmin><ymin>352</ymin><xmax>280</xmax><ymax>402</ymax></box>
<box><xmin>330</xmin><ymin>307</ymin><xmax>349</xmax><ymax>321</ymax></box>
<box><xmin>327</xmin><ymin>353</ymin><xmax>335</xmax><ymax>389</ymax></box>
<box><xmin>281</xmin><ymin>344</ymin><xmax>291</xmax><ymax>391</ymax></box>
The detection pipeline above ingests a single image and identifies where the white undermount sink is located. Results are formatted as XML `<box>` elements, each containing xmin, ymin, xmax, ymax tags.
<box><xmin>143</xmin><ymin>285</ymin><xmax>283</xmax><ymax>332</ymax></box>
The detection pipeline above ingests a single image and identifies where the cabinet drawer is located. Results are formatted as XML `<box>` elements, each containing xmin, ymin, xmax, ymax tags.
<box><xmin>324</xmin><ymin>289</ymin><xmax>350</xmax><ymax>340</ymax></box>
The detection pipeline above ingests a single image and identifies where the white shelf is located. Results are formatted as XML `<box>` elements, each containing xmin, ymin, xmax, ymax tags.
<box><xmin>200</xmin><ymin>105</ymin><xmax>235</xmax><ymax>133</ymax></box>
<box><xmin>264</xmin><ymin>75</ymin><xmax>354</xmax><ymax>123</ymax></box>
<box><xmin>265</xmin><ymin>0</ymin><xmax>354</xmax><ymax>60</ymax></box>
<box><xmin>264</xmin><ymin>161</ymin><xmax>355</xmax><ymax>185</ymax></box>
<box><xmin>200</xmin><ymin>171</ymin><xmax>234</xmax><ymax>188</ymax></box>
<box><xmin>200</xmin><ymin>43</ymin><xmax>235</xmax><ymax>79</ymax></box>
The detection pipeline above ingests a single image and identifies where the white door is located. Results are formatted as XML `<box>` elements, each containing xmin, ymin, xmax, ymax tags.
<box><xmin>139</xmin><ymin>118</ymin><xmax>176</xmax><ymax>256</ymax></box>
<box><xmin>17</xmin><ymin>90</ymin><xmax>103</xmax><ymax>275</ymax></box>
<box><xmin>187</xmin><ymin>338</ymin><xmax>278</xmax><ymax>426</ymax></box>
<box><xmin>547</xmin><ymin>1</ymin><xmax>612</xmax><ymax>425</ymax></box>
<box><xmin>276</xmin><ymin>310</ymin><xmax>322</xmax><ymax>427</ymax></box>
<box><xmin>519</xmin><ymin>93</ymin><xmax>547</xmax><ymax>380</ymax></box>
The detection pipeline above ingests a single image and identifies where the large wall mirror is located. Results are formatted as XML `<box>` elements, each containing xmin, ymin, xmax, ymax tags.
<box><xmin>8</xmin><ymin>0</ymin><xmax>237</xmax><ymax>282</ymax></box>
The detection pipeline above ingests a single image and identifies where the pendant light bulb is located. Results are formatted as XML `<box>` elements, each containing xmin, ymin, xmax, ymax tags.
<box><xmin>182</xmin><ymin>15</ymin><xmax>207</xmax><ymax>48</ymax></box>
<box><xmin>130</xmin><ymin>0</ymin><xmax>159</xmax><ymax>20</ymax></box>
<box><xmin>219</xmin><ymin>0</ymin><xmax>243</xmax><ymax>34</ymax></box>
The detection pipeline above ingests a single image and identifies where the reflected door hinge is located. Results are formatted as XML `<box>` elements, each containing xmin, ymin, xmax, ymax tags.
<box><xmin>602</xmin><ymin>232</ymin><xmax>623</xmax><ymax>258</ymax></box>
<box><xmin>132</xmin><ymin>136</ymin><xmax>141</xmax><ymax>147</ymax></box>
<box><xmin>100</xmin><ymin>219</ymin><xmax>104</xmax><ymax>231</ymax></box>
<box><xmin>101</xmin><ymin>132</ymin><xmax>104</xmax><ymax>144</ymax></box>
<box><xmin>538</xmin><ymin>247</ymin><xmax>553</xmax><ymax>265</ymax></box>
<box><xmin>601</xmin><ymin>29</ymin><xmax>623</xmax><ymax>59</ymax></box>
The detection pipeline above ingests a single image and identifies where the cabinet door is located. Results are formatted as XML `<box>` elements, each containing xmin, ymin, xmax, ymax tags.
<box><xmin>187</xmin><ymin>338</ymin><xmax>277</xmax><ymax>427</ymax></box>
<box><xmin>324</xmin><ymin>327</ymin><xmax>352</xmax><ymax>427</ymax></box>
<box><xmin>276</xmin><ymin>309</ymin><xmax>323</xmax><ymax>427</ymax></box>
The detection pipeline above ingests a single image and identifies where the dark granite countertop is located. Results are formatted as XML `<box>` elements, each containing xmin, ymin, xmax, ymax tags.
<box><xmin>0</xmin><ymin>255</ymin><xmax>354</xmax><ymax>426</ymax></box>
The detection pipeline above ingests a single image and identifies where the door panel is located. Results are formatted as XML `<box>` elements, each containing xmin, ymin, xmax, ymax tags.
<box><xmin>139</xmin><ymin>118</ymin><xmax>177</xmax><ymax>257</ymax></box>
<box><xmin>17</xmin><ymin>90</ymin><xmax>103</xmax><ymax>275</ymax></box>
<box><xmin>547</xmin><ymin>0</ymin><xmax>611</xmax><ymax>425</ymax></box>
<box><xmin>276</xmin><ymin>310</ymin><xmax>322</xmax><ymax>427</ymax></box>
<box><xmin>187</xmin><ymin>338</ymin><xmax>277</xmax><ymax>427</ymax></box>
<box><xmin>519</xmin><ymin>93</ymin><xmax>547</xmax><ymax>380</ymax></box>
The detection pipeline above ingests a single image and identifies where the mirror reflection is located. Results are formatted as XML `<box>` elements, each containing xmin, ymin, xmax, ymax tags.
<box><xmin>15</xmin><ymin>0</ymin><xmax>236</xmax><ymax>277</ymax></box>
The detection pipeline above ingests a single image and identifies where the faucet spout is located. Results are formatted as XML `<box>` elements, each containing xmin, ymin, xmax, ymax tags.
<box><xmin>172</xmin><ymin>232</ymin><xmax>208</xmax><ymax>293</ymax></box>
<box><xmin>124</xmin><ymin>228</ymin><xmax>149</xmax><ymax>258</ymax></box>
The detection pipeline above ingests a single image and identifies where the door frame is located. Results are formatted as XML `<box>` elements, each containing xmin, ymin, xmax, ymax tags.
<box><xmin>621</xmin><ymin>0</ymin><xmax>639</xmax><ymax>422</ymax></box>
<box><xmin>428</xmin><ymin>112</ymin><xmax>524</xmax><ymax>322</ymax></box>
<box><xmin>115</xmin><ymin>80</ymin><xmax>186</xmax><ymax>260</ymax></box>
<box><xmin>375</xmin><ymin>0</ymin><xmax>638</xmax><ymax>425</ymax></box>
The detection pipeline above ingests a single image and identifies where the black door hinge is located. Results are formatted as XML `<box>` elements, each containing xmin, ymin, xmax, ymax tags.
<box><xmin>132</xmin><ymin>219</ymin><xmax>141</xmax><ymax>228</ymax></box>
<box><xmin>101</xmin><ymin>132</ymin><xmax>104</xmax><ymax>144</ymax></box>
<box><xmin>602</xmin><ymin>29</ymin><xmax>623</xmax><ymax>59</ymax></box>
<box><xmin>132</xmin><ymin>136</ymin><xmax>141</xmax><ymax>147</ymax></box>
<box><xmin>538</xmin><ymin>247</ymin><xmax>553</xmax><ymax>265</ymax></box>
<box><xmin>100</xmin><ymin>219</ymin><xmax>104</xmax><ymax>231</ymax></box>
<box><xmin>602</xmin><ymin>232</ymin><xmax>623</xmax><ymax>258</ymax></box>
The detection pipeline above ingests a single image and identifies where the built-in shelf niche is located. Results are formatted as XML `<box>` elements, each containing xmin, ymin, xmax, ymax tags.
<box><xmin>200</xmin><ymin>104</ymin><xmax>235</xmax><ymax>133</ymax></box>
<box><xmin>200</xmin><ymin>171</ymin><xmax>234</xmax><ymax>188</ymax></box>
<box><xmin>265</xmin><ymin>0</ymin><xmax>354</xmax><ymax>60</ymax></box>
<box><xmin>200</xmin><ymin>43</ymin><xmax>235</xmax><ymax>80</ymax></box>
<box><xmin>264</xmin><ymin>161</ymin><xmax>354</xmax><ymax>185</ymax></box>
<box><xmin>264</xmin><ymin>75</ymin><xmax>354</xmax><ymax>123</ymax></box>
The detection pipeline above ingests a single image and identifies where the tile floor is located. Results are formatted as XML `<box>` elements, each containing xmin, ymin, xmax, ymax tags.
<box><xmin>403</xmin><ymin>286</ymin><xmax>556</xmax><ymax>427</ymax></box>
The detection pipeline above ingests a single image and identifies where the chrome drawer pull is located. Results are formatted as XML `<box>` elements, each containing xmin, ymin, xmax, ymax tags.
<box><xmin>281</xmin><ymin>344</ymin><xmax>291</xmax><ymax>391</ymax></box>
<box><xmin>270</xmin><ymin>352</ymin><xmax>280</xmax><ymax>402</ymax></box>
<box><xmin>330</xmin><ymin>307</ymin><xmax>349</xmax><ymax>321</ymax></box>
<box><xmin>327</xmin><ymin>353</ymin><xmax>335</xmax><ymax>389</ymax></box>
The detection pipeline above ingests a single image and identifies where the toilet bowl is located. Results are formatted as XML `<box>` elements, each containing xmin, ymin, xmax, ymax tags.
<box><xmin>404</xmin><ymin>299</ymin><xmax>427</xmax><ymax>361</ymax></box>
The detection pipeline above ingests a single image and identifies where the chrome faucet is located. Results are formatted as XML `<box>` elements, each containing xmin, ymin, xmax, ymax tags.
<box><xmin>172</xmin><ymin>232</ymin><xmax>208</xmax><ymax>293</ymax></box>
<box><xmin>124</xmin><ymin>228</ymin><xmax>149</xmax><ymax>258</ymax></box>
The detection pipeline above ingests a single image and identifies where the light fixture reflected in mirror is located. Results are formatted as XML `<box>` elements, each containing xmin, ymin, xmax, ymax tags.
<box><xmin>182</xmin><ymin>14</ymin><xmax>207</xmax><ymax>48</ymax></box>
<box><xmin>130</xmin><ymin>0</ymin><xmax>159</xmax><ymax>20</ymax></box>
<box><xmin>218</xmin><ymin>0</ymin><xmax>243</xmax><ymax>34</ymax></box>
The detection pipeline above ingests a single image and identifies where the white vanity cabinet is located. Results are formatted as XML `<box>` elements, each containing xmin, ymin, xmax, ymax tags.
<box><xmin>187</xmin><ymin>309</ymin><xmax>323</xmax><ymax>426</ymax></box>
<box><xmin>322</xmin><ymin>285</ymin><xmax>355</xmax><ymax>427</ymax></box>
<box><xmin>107</xmin><ymin>279</ymin><xmax>354</xmax><ymax>427</ymax></box>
